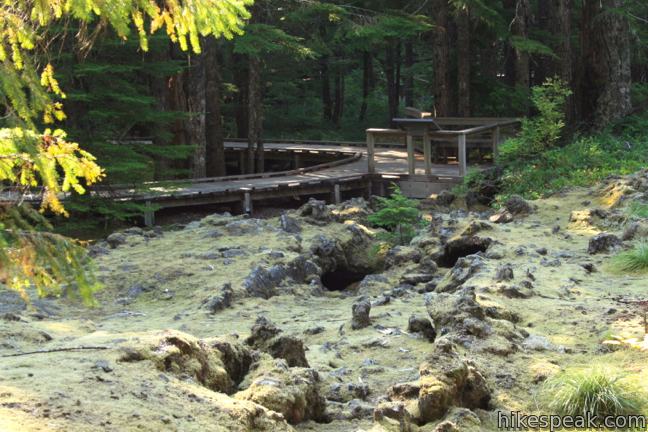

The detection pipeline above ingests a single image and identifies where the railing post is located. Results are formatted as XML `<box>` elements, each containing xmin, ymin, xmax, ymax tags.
<box><xmin>458</xmin><ymin>133</ymin><xmax>467</xmax><ymax>177</ymax></box>
<box><xmin>294</xmin><ymin>152</ymin><xmax>302</xmax><ymax>169</ymax></box>
<box><xmin>366</xmin><ymin>130</ymin><xmax>376</xmax><ymax>174</ymax></box>
<box><xmin>333</xmin><ymin>183</ymin><xmax>341</xmax><ymax>204</ymax></box>
<box><xmin>243</xmin><ymin>191</ymin><xmax>253</xmax><ymax>215</ymax></box>
<box><xmin>492</xmin><ymin>126</ymin><xmax>501</xmax><ymax>159</ymax></box>
<box><xmin>423</xmin><ymin>132</ymin><xmax>432</xmax><ymax>176</ymax></box>
<box><xmin>144</xmin><ymin>200</ymin><xmax>155</xmax><ymax>227</ymax></box>
<box><xmin>406</xmin><ymin>134</ymin><xmax>415</xmax><ymax>176</ymax></box>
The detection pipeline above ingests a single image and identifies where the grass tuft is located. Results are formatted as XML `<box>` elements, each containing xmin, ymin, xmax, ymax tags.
<box><xmin>627</xmin><ymin>202</ymin><xmax>648</xmax><ymax>220</ymax></box>
<box><xmin>611</xmin><ymin>242</ymin><xmax>648</xmax><ymax>274</ymax></box>
<box><xmin>542</xmin><ymin>367</ymin><xmax>646</xmax><ymax>420</ymax></box>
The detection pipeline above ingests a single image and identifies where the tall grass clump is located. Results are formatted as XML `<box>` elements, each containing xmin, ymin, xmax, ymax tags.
<box><xmin>611</xmin><ymin>243</ymin><xmax>648</xmax><ymax>274</ymax></box>
<box><xmin>628</xmin><ymin>202</ymin><xmax>648</xmax><ymax>220</ymax></box>
<box><xmin>542</xmin><ymin>367</ymin><xmax>646</xmax><ymax>421</ymax></box>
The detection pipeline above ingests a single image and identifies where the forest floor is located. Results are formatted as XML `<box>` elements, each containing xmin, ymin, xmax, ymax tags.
<box><xmin>1</xmin><ymin>170</ymin><xmax>648</xmax><ymax>432</ymax></box>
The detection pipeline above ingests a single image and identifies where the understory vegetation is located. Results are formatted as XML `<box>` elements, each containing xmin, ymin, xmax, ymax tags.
<box><xmin>542</xmin><ymin>367</ymin><xmax>647</xmax><ymax>422</ymax></box>
<box><xmin>611</xmin><ymin>243</ymin><xmax>648</xmax><ymax>275</ymax></box>
<box><xmin>463</xmin><ymin>80</ymin><xmax>648</xmax><ymax>204</ymax></box>
<box><xmin>368</xmin><ymin>185</ymin><xmax>421</xmax><ymax>246</ymax></box>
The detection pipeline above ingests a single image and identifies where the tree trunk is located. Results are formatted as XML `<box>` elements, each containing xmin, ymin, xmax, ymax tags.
<box><xmin>321</xmin><ymin>56</ymin><xmax>333</xmax><ymax>121</ymax></box>
<box><xmin>395</xmin><ymin>42</ymin><xmax>402</xmax><ymax>109</ymax></box>
<box><xmin>233</xmin><ymin>52</ymin><xmax>249</xmax><ymax>139</ymax></box>
<box><xmin>359</xmin><ymin>51</ymin><xmax>372</xmax><ymax>121</ymax></box>
<box><xmin>248</xmin><ymin>55</ymin><xmax>263</xmax><ymax>174</ymax></box>
<box><xmin>204</xmin><ymin>39</ymin><xmax>226</xmax><ymax>177</ymax></box>
<box><xmin>404</xmin><ymin>42</ymin><xmax>415</xmax><ymax>107</ymax></box>
<box><xmin>332</xmin><ymin>69</ymin><xmax>344</xmax><ymax>126</ymax></box>
<box><xmin>550</xmin><ymin>0</ymin><xmax>574</xmax><ymax>121</ymax></box>
<box><xmin>385</xmin><ymin>42</ymin><xmax>400</xmax><ymax>123</ymax></box>
<box><xmin>432</xmin><ymin>0</ymin><xmax>451</xmax><ymax>116</ymax></box>
<box><xmin>186</xmin><ymin>54</ymin><xmax>206</xmax><ymax>178</ymax></box>
<box><xmin>579</xmin><ymin>0</ymin><xmax>631</xmax><ymax>127</ymax></box>
<box><xmin>456</xmin><ymin>7</ymin><xmax>471</xmax><ymax>117</ymax></box>
<box><xmin>150</xmin><ymin>42</ymin><xmax>174</xmax><ymax>180</ymax></box>
<box><xmin>512</xmin><ymin>0</ymin><xmax>531</xmax><ymax>92</ymax></box>
<box><xmin>533</xmin><ymin>0</ymin><xmax>551</xmax><ymax>86</ymax></box>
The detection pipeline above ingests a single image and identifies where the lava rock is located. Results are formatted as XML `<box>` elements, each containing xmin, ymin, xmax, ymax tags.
<box><xmin>436</xmin><ymin>255</ymin><xmax>484</xmax><ymax>293</ymax></box>
<box><xmin>245</xmin><ymin>317</ymin><xmax>309</xmax><ymax>368</ymax></box>
<box><xmin>88</xmin><ymin>244</ymin><xmax>110</xmax><ymax>257</ymax></box>
<box><xmin>106</xmin><ymin>232</ymin><xmax>127</xmax><ymax>248</ymax></box>
<box><xmin>417</xmin><ymin>345</ymin><xmax>491</xmax><ymax>424</ymax></box>
<box><xmin>494</xmin><ymin>264</ymin><xmax>514</xmax><ymax>281</ymax></box>
<box><xmin>373</xmin><ymin>401</ymin><xmax>414</xmax><ymax>430</ymax></box>
<box><xmin>385</xmin><ymin>246</ymin><xmax>422</xmax><ymax>269</ymax></box>
<box><xmin>351</xmin><ymin>298</ymin><xmax>371</xmax><ymax>330</ymax></box>
<box><xmin>425</xmin><ymin>287</ymin><xmax>486</xmax><ymax>334</ymax></box>
<box><xmin>435</xmin><ymin>191</ymin><xmax>456</xmax><ymax>206</ymax></box>
<box><xmin>504</xmin><ymin>195</ymin><xmax>533</xmax><ymax>215</ymax></box>
<box><xmin>279</xmin><ymin>213</ymin><xmax>301</xmax><ymax>234</ymax></box>
<box><xmin>327</xmin><ymin>382</ymin><xmax>370</xmax><ymax>403</ymax></box>
<box><xmin>299</xmin><ymin>198</ymin><xmax>332</xmax><ymax>222</ymax></box>
<box><xmin>243</xmin><ymin>267</ymin><xmax>277</xmax><ymax>299</ymax></box>
<box><xmin>224</xmin><ymin>219</ymin><xmax>270</xmax><ymax>236</ymax></box>
<box><xmin>204</xmin><ymin>283</ymin><xmax>233</xmax><ymax>313</ymax></box>
<box><xmin>400</xmin><ymin>273</ymin><xmax>435</xmax><ymax>285</ymax></box>
<box><xmin>235</xmin><ymin>356</ymin><xmax>325</xmax><ymax>424</ymax></box>
<box><xmin>587</xmin><ymin>233</ymin><xmax>622</xmax><ymax>254</ymax></box>
<box><xmin>489</xmin><ymin>211</ymin><xmax>513</xmax><ymax>224</ymax></box>
<box><xmin>407</xmin><ymin>315</ymin><xmax>437</xmax><ymax>342</ymax></box>
<box><xmin>499</xmin><ymin>285</ymin><xmax>534</xmax><ymax>299</ymax></box>
<box><xmin>622</xmin><ymin>221</ymin><xmax>648</xmax><ymax>241</ymax></box>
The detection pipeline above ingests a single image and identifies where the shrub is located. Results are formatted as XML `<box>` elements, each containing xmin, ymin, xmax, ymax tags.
<box><xmin>542</xmin><ymin>367</ymin><xmax>646</xmax><ymax>421</ymax></box>
<box><xmin>498</xmin><ymin>78</ymin><xmax>572</xmax><ymax>165</ymax></box>
<box><xmin>611</xmin><ymin>243</ymin><xmax>648</xmax><ymax>274</ymax></box>
<box><xmin>492</xmin><ymin>80</ymin><xmax>648</xmax><ymax>200</ymax></box>
<box><xmin>368</xmin><ymin>185</ymin><xmax>421</xmax><ymax>246</ymax></box>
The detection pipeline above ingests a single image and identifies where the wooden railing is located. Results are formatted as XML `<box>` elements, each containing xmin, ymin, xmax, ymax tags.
<box><xmin>367</xmin><ymin>117</ymin><xmax>521</xmax><ymax>177</ymax></box>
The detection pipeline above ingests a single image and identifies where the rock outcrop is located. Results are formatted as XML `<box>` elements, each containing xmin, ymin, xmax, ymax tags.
<box><xmin>245</xmin><ymin>317</ymin><xmax>309</xmax><ymax>368</ymax></box>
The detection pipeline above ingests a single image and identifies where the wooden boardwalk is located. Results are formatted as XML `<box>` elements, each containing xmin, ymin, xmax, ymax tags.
<box><xmin>120</xmin><ymin>140</ymin><xmax>472</xmax><ymax>223</ymax></box>
<box><xmin>124</xmin><ymin>140</ymin><xmax>486</xmax><ymax>224</ymax></box>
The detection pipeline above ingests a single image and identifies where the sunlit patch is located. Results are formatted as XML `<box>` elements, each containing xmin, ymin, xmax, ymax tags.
<box><xmin>603</xmin><ymin>335</ymin><xmax>648</xmax><ymax>351</ymax></box>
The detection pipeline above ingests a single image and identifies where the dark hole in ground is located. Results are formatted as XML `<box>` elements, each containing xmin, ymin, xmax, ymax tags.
<box><xmin>321</xmin><ymin>270</ymin><xmax>368</xmax><ymax>291</ymax></box>
<box><xmin>436</xmin><ymin>236</ymin><xmax>492</xmax><ymax>268</ymax></box>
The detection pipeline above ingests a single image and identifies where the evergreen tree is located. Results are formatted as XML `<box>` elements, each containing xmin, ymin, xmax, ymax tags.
<box><xmin>0</xmin><ymin>0</ymin><xmax>253</xmax><ymax>300</ymax></box>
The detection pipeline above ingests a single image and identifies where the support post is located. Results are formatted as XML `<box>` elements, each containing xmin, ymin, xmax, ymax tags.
<box><xmin>366</xmin><ymin>131</ymin><xmax>376</xmax><ymax>174</ymax></box>
<box><xmin>294</xmin><ymin>152</ymin><xmax>302</xmax><ymax>169</ymax></box>
<box><xmin>423</xmin><ymin>132</ymin><xmax>432</xmax><ymax>176</ymax></box>
<box><xmin>458</xmin><ymin>133</ymin><xmax>467</xmax><ymax>177</ymax></box>
<box><xmin>243</xmin><ymin>192</ymin><xmax>253</xmax><ymax>215</ymax></box>
<box><xmin>491</xmin><ymin>126</ymin><xmax>501</xmax><ymax>159</ymax></box>
<box><xmin>333</xmin><ymin>184</ymin><xmax>341</xmax><ymax>204</ymax></box>
<box><xmin>144</xmin><ymin>201</ymin><xmax>155</xmax><ymax>227</ymax></box>
<box><xmin>239</xmin><ymin>151</ymin><xmax>246</xmax><ymax>174</ymax></box>
<box><xmin>406</xmin><ymin>134</ymin><xmax>415</xmax><ymax>176</ymax></box>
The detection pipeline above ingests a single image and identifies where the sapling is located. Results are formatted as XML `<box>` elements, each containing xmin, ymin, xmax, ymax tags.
<box><xmin>368</xmin><ymin>185</ymin><xmax>421</xmax><ymax>246</ymax></box>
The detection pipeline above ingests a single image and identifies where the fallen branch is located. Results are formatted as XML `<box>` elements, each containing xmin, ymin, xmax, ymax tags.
<box><xmin>1</xmin><ymin>346</ymin><xmax>110</xmax><ymax>358</ymax></box>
